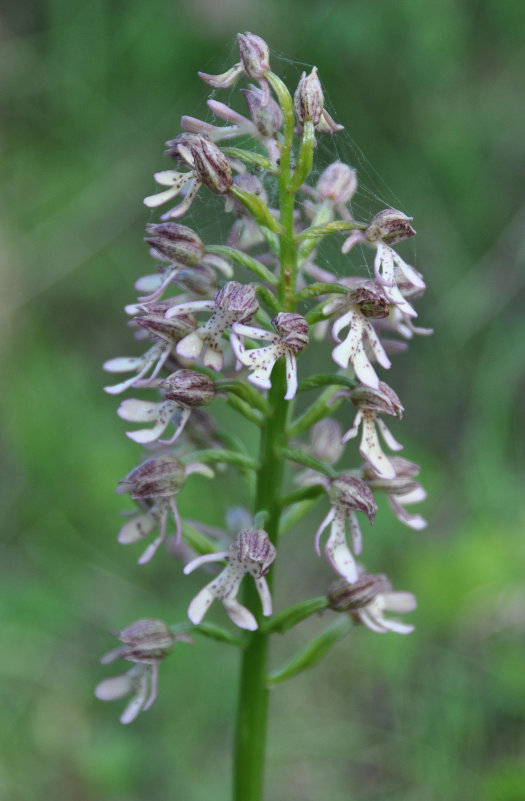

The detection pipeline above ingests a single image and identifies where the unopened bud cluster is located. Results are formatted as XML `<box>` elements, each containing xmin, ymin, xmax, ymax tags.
<box><xmin>98</xmin><ymin>32</ymin><xmax>430</xmax><ymax>722</ymax></box>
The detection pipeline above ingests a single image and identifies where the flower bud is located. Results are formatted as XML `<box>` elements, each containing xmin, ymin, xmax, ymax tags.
<box><xmin>135</xmin><ymin>311</ymin><xmax>195</xmax><ymax>341</ymax></box>
<box><xmin>115</xmin><ymin>619</ymin><xmax>176</xmax><ymax>663</ymax></box>
<box><xmin>328</xmin><ymin>474</ymin><xmax>377</xmax><ymax>523</ymax></box>
<box><xmin>317</xmin><ymin>162</ymin><xmax>357</xmax><ymax>205</ymax></box>
<box><xmin>272</xmin><ymin>313</ymin><xmax>309</xmax><ymax>353</ymax></box>
<box><xmin>350</xmin><ymin>381</ymin><xmax>403</xmax><ymax>418</ymax></box>
<box><xmin>118</xmin><ymin>456</ymin><xmax>186</xmax><ymax>499</ymax></box>
<box><xmin>164</xmin><ymin>132</ymin><xmax>203</xmax><ymax>167</ymax></box>
<box><xmin>366</xmin><ymin>209</ymin><xmax>416</xmax><ymax>245</ymax></box>
<box><xmin>234</xmin><ymin>528</ymin><xmax>276</xmax><ymax>575</ymax></box>
<box><xmin>160</xmin><ymin>369</ymin><xmax>215</xmax><ymax>408</ymax></box>
<box><xmin>190</xmin><ymin>135</ymin><xmax>233</xmax><ymax>194</ymax></box>
<box><xmin>145</xmin><ymin>223</ymin><xmax>205</xmax><ymax>265</ymax></box>
<box><xmin>238</xmin><ymin>32</ymin><xmax>270</xmax><ymax>79</ymax></box>
<box><xmin>294</xmin><ymin>67</ymin><xmax>324</xmax><ymax>125</ymax></box>
<box><xmin>215</xmin><ymin>281</ymin><xmax>259</xmax><ymax>323</ymax></box>
<box><xmin>347</xmin><ymin>281</ymin><xmax>390</xmax><ymax>319</ymax></box>
<box><xmin>241</xmin><ymin>85</ymin><xmax>283</xmax><ymax>136</ymax></box>
<box><xmin>328</xmin><ymin>574</ymin><xmax>391</xmax><ymax>612</ymax></box>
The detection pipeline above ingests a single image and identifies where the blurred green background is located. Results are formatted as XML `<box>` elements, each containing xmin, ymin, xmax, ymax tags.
<box><xmin>2</xmin><ymin>0</ymin><xmax>525</xmax><ymax>799</ymax></box>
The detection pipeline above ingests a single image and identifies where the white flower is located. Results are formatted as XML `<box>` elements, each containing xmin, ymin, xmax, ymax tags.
<box><xmin>184</xmin><ymin>529</ymin><xmax>276</xmax><ymax>631</ymax></box>
<box><xmin>364</xmin><ymin>457</ymin><xmax>427</xmax><ymax>530</ymax></box>
<box><xmin>323</xmin><ymin>281</ymin><xmax>391</xmax><ymax>389</ymax></box>
<box><xmin>230</xmin><ymin>313</ymin><xmax>309</xmax><ymax>400</ymax></box>
<box><xmin>314</xmin><ymin>474</ymin><xmax>377</xmax><ymax>583</ymax></box>
<box><xmin>329</xmin><ymin>573</ymin><xmax>417</xmax><ymax>634</ymax></box>
<box><xmin>117</xmin><ymin>370</ymin><xmax>215</xmax><ymax>445</ymax></box>
<box><xmin>342</xmin><ymin>382</ymin><xmax>404</xmax><ymax>480</ymax></box>
<box><xmin>117</xmin><ymin>456</ymin><xmax>214</xmax><ymax>564</ymax></box>
<box><xmin>342</xmin><ymin>209</ymin><xmax>424</xmax><ymax>318</ymax></box>
<box><xmin>95</xmin><ymin>663</ymin><xmax>157</xmax><ymax>724</ymax></box>
<box><xmin>166</xmin><ymin>281</ymin><xmax>258</xmax><ymax>371</ymax></box>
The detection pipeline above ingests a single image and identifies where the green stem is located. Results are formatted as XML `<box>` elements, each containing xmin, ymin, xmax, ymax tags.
<box><xmin>233</xmin><ymin>363</ymin><xmax>289</xmax><ymax>801</ymax></box>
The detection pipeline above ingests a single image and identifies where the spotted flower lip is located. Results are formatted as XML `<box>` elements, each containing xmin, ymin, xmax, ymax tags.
<box><xmin>117</xmin><ymin>456</ymin><xmax>214</xmax><ymax>564</ymax></box>
<box><xmin>183</xmin><ymin>529</ymin><xmax>276</xmax><ymax>631</ymax></box>
<box><xmin>164</xmin><ymin>281</ymin><xmax>259</xmax><ymax>371</ymax></box>
<box><xmin>340</xmin><ymin>382</ymin><xmax>405</xmax><ymax>480</ymax></box>
<box><xmin>230</xmin><ymin>313</ymin><xmax>309</xmax><ymax>400</ymax></box>
<box><xmin>324</xmin><ymin>282</ymin><xmax>392</xmax><ymax>389</ymax></box>
<box><xmin>328</xmin><ymin>573</ymin><xmax>417</xmax><ymax>634</ymax></box>
<box><xmin>314</xmin><ymin>474</ymin><xmax>377</xmax><ymax>583</ymax></box>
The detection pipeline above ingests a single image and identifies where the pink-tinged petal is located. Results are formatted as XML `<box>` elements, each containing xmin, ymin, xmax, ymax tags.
<box><xmin>341</xmin><ymin>230</ymin><xmax>365</xmax><ymax>254</ymax></box>
<box><xmin>118</xmin><ymin>514</ymin><xmax>157</xmax><ymax>544</ymax></box>
<box><xmin>100</xmin><ymin>646</ymin><xmax>127</xmax><ymax>665</ymax></box>
<box><xmin>349</xmin><ymin>341</ymin><xmax>380</xmax><ymax>389</ymax></box>
<box><xmin>176</xmin><ymin>331</ymin><xmax>204</xmax><ymax>361</ymax></box>
<box><xmin>384</xmin><ymin>282</ymin><xmax>418</xmax><ymax>317</ymax></box>
<box><xmin>185</xmin><ymin>462</ymin><xmax>215</xmax><ymax>479</ymax></box>
<box><xmin>388</xmin><ymin>497</ymin><xmax>427</xmax><ymax>530</ymax></box>
<box><xmin>188</xmin><ymin>585</ymin><xmax>216</xmax><ymax>624</ymax></box>
<box><xmin>325</xmin><ymin>536</ymin><xmax>358</xmax><ymax>583</ymax></box>
<box><xmin>398</xmin><ymin>486</ymin><xmax>427</xmax><ymax>504</ymax></box>
<box><xmin>159</xmin><ymin>407</ymin><xmax>192</xmax><ymax>445</ymax></box>
<box><xmin>382</xmin><ymin>591</ymin><xmax>417</xmax><ymax>614</ymax></box>
<box><xmin>284</xmin><ymin>351</ymin><xmax>298</xmax><ymax>400</ymax></box>
<box><xmin>208</xmin><ymin>99</ymin><xmax>249</xmax><ymax>126</ymax></box>
<box><xmin>348</xmin><ymin>511</ymin><xmax>363</xmax><ymax>555</ymax></box>
<box><xmin>198</xmin><ymin>63</ymin><xmax>244</xmax><ymax>89</ymax></box>
<box><xmin>137</xmin><ymin>532</ymin><xmax>165</xmax><ymax>564</ymax></box>
<box><xmin>254</xmin><ymin>576</ymin><xmax>273</xmax><ymax>617</ymax></box>
<box><xmin>153</xmin><ymin>170</ymin><xmax>181</xmax><ymax>186</ymax></box>
<box><xmin>374</xmin><ymin>244</ymin><xmax>395</xmax><ymax>286</ymax></box>
<box><xmin>203</xmin><ymin>344</ymin><xmax>224</xmax><ymax>371</ymax></box>
<box><xmin>120</xmin><ymin>673</ymin><xmax>149</xmax><ymax>724</ymax></box>
<box><xmin>104</xmin><ymin>356</ymin><xmax>142</xmax><ymax>373</ymax></box>
<box><xmin>381</xmin><ymin>619</ymin><xmax>414</xmax><ymax>635</ymax></box>
<box><xmin>127</xmin><ymin>419</ymin><xmax>173</xmax><ymax>444</ymax></box>
<box><xmin>332</xmin><ymin>309</ymin><xmax>359</xmax><ymax>344</ymax></box>
<box><xmin>135</xmin><ymin>274</ymin><xmax>163</xmax><ymax>293</ymax></box>
<box><xmin>341</xmin><ymin>410</ymin><xmax>363</xmax><ymax>445</ymax></box>
<box><xmin>160</xmin><ymin>180</ymin><xmax>200</xmax><ymax>220</ymax></box>
<box><xmin>363</xmin><ymin>320</ymin><xmax>391</xmax><ymax>370</ymax></box>
<box><xmin>222</xmin><ymin>598</ymin><xmax>258</xmax><ymax>631</ymax></box>
<box><xmin>95</xmin><ymin>674</ymin><xmax>132</xmax><ymax>701</ymax></box>
<box><xmin>183</xmin><ymin>551</ymin><xmax>229</xmax><ymax>575</ymax></box>
<box><xmin>229</xmin><ymin>331</ymin><xmax>245</xmax><ymax>362</ymax></box>
<box><xmin>314</xmin><ymin>508</ymin><xmax>335</xmax><ymax>556</ymax></box>
<box><xmin>118</xmin><ymin>399</ymin><xmax>161</xmax><ymax>423</ymax></box>
<box><xmin>392</xmin><ymin>250</ymin><xmax>426</xmax><ymax>290</ymax></box>
<box><xmin>359</xmin><ymin>416</ymin><xmax>396</xmax><ymax>479</ymax></box>
<box><xmin>231</xmin><ymin>322</ymin><xmax>277</xmax><ymax>341</ymax></box>
<box><xmin>376</xmin><ymin>419</ymin><xmax>404</xmax><ymax>452</ymax></box>
<box><xmin>137</xmin><ymin>268</ymin><xmax>179</xmax><ymax>303</ymax></box>
<box><xmin>144</xmin><ymin>187</ymin><xmax>180</xmax><ymax>208</ymax></box>
<box><xmin>169</xmin><ymin>497</ymin><xmax>182</xmax><ymax>545</ymax></box>
<box><xmin>166</xmin><ymin>299</ymin><xmax>214</xmax><ymax>318</ymax></box>
<box><xmin>181</xmin><ymin>115</ymin><xmax>218</xmax><ymax>134</ymax></box>
<box><xmin>142</xmin><ymin>663</ymin><xmax>159</xmax><ymax>711</ymax></box>
<box><xmin>358</xmin><ymin>608</ymin><xmax>389</xmax><ymax>633</ymax></box>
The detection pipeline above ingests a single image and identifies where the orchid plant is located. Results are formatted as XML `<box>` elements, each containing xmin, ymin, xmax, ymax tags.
<box><xmin>96</xmin><ymin>32</ymin><xmax>431</xmax><ymax>801</ymax></box>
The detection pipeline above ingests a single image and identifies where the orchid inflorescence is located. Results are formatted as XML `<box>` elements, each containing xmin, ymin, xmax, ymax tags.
<box><xmin>97</xmin><ymin>32</ymin><xmax>430</xmax><ymax>733</ymax></box>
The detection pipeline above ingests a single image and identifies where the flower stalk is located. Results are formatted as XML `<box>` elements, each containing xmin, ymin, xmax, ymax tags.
<box><xmin>97</xmin><ymin>31</ymin><xmax>429</xmax><ymax>801</ymax></box>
